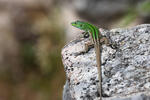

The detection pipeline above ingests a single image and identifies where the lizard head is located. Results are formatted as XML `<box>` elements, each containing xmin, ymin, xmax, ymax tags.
<box><xmin>71</xmin><ymin>20</ymin><xmax>100</xmax><ymax>42</ymax></box>
<box><xmin>71</xmin><ymin>20</ymin><xmax>87</xmax><ymax>31</ymax></box>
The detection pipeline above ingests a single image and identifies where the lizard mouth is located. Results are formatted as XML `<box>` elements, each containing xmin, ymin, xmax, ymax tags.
<box><xmin>71</xmin><ymin>22</ymin><xmax>76</xmax><ymax>26</ymax></box>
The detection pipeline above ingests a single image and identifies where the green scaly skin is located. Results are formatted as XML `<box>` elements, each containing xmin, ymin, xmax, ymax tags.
<box><xmin>71</xmin><ymin>20</ymin><xmax>104</xmax><ymax>100</ymax></box>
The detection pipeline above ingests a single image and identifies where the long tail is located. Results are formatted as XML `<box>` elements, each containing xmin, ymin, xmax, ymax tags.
<box><xmin>95</xmin><ymin>44</ymin><xmax>102</xmax><ymax>100</ymax></box>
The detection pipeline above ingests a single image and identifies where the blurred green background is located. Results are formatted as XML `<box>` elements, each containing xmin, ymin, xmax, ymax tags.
<box><xmin>0</xmin><ymin>0</ymin><xmax>149</xmax><ymax>100</ymax></box>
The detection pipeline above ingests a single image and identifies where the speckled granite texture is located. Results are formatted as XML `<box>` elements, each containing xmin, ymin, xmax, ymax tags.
<box><xmin>62</xmin><ymin>24</ymin><xmax>150</xmax><ymax>100</ymax></box>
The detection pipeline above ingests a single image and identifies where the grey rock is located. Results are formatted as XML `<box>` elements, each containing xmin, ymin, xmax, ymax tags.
<box><xmin>62</xmin><ymin>24</ymin><xmax>150</xmax><ymax>100</ymax></box>
<box><xmin>63</xmin><ymin>80</ymin><xmax>73</xmax><ymax>100</ymax></box>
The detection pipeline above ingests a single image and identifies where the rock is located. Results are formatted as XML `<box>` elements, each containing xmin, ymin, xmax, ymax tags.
<box><xmin>62</xmin><ymin>24</ymin><xmax>150</xmax><ymax>100</ymax></box>
<box><xmin>63</xmin><ymin>80</ymin><xmax>72</xmax><ymax>100</ymax></box>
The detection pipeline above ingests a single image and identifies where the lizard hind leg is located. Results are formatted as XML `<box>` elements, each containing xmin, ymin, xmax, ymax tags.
<box><xmin>100</xmin><ymin>37</ymin><xmax>109</xmax><ymax>45</ymax></box>
<box><xmin>100</xmin><ymin>36</ymin><xmax>118</xmax><ymax>49</ymax></box>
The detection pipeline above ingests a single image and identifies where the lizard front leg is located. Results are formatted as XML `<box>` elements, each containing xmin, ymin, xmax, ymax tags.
<box><xmin>82</xmin><ymin>31</ymin><xmax>94</xmax><ymax>52</ymax></box>
<box><xmin>100</xmin><ymin>36</ymin><xmax>109</xmax><ymax>45</ymax></box>
<box><xmin>75</xmin><ymin>32</ymin><xmax>94</xmax><ymax>56</ymax></box>
<box><xmin>84</xmin><ymin>41</ymin><xmax>94</xmax><ymax>52</ymax></box>
<box><xmin>100</xmin><ymin>36</ymin><xmax>117</xmax><ymax>49</ymax></box>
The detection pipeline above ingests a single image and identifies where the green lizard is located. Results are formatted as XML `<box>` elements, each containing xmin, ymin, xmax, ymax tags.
<box><xmin>71</xmin><ymin>20</ymin><xmax>110</xmax><ymax>100</ymax></box>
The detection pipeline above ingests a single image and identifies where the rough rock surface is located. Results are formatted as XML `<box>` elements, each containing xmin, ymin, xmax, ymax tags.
<box><xmin>62</xmin><ymin>24</ymin><xmax>150</xmax><ymax>100</ymax></box>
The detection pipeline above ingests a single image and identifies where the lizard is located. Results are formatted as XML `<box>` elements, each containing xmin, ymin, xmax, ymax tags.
<box><xmin>71</xmin><ymin>20</ymin><xmax>112</xmax><ymax>100</ymax></box>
